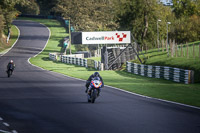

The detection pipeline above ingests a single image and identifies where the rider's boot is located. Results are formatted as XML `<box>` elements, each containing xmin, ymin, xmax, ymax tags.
<box><xmin>85</xmin><ymin>88</ymin><xmax>88</xmax><ymax>93</ymax></box>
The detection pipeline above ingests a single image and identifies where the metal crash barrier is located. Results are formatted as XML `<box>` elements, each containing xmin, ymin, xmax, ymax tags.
<box><xmin>126</xmin><ymin>62</ymin><xmax>194</xmax><ymax>84</ymax></box>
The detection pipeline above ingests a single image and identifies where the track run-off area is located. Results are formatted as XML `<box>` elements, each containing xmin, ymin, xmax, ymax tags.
<box><xmin>0</xmin><ymin>20</ymin><xmax>200</xmax><ymax>133</ymax></box>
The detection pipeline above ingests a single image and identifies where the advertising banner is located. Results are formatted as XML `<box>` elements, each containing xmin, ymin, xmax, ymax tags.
<box><xmin>82</xmin><ymin>31</ymin><xmax>131</xmax><ymax>44</ymax></box>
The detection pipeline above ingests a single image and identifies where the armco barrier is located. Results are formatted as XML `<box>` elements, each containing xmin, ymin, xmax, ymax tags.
<box><xmin>126</xmin><ymin>62</ymin><xmax>194</xmax><ymax>84</ymax></box>
<box><xmin>49</xmin><ymin>53</ymin><xmax>57</xmax><ymax>61</ymax></box>
<box><xmin>60</xmin><ymin>55</ymin><xmax>102</xmax><ymax>70</ymax></box>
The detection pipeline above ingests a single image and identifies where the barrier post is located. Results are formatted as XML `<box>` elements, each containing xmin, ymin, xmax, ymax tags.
<box><xmin>199</xmin><ymin>44</ymin><xmax>200</xmax><ymax>59</ymax></box>
<box><xmin>187</xmin><ymin>43</ymin><xmax>189</xmax><ymax>59</ymax></box>
<box><xmin>181</xmin><ymin>44</ymin><xmax>183</xmax><ymax>57</ymax></box>
<box><xmin>193</xmin><ymin>43</ymin><xmax>195</xmax><ymax>58</ymax></box>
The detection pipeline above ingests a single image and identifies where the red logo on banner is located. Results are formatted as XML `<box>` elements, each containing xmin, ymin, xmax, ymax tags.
<box><xmin>116</xmin><ymin>33</ymin><xmax>127</xmax><ymax>42</ymax></box>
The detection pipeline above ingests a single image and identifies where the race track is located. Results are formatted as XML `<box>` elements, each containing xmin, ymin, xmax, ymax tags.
<box><xmin>0</xmin><ymin>20</ymin><xmax>200</xmax><ymax>133</ymax></box>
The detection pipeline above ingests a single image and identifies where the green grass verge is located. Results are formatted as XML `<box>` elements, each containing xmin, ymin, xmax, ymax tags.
<box><xmin>19</xmin><ymin>17</ymin><xmax>200</xmax><ymax>108</ymax></box>
<box><xmin>86</xmin><ymin>57</ymin><xmax>101</xmax><ymax>61</ymax></box>
<box><xmin>0</xmin><ymin>25</ymin><xmax>18</xmax><ymax>53</ymax></box>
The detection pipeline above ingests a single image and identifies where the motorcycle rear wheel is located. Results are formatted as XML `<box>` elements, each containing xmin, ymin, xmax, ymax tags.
<box><xmin>7</xmin><ymin>70</ymin><xmax>11</xmax><ymax>78</ymax></box>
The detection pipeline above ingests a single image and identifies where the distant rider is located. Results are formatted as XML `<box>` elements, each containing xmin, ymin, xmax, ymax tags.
<box><xmin>7</xmin><ymin>60</ymin><xmax>15</xmax><ymax>74</ymax></box>
<box><xmin>85</xmin><ymin>72</ymin><xmax>104</xmax><ymax>96</ymax></box>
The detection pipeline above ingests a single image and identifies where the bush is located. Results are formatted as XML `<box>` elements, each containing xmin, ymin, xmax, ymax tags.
<box><xmin>15</xmin><ymin>0</ymin><xmax>40</xmax><ymax>15</ymax></box>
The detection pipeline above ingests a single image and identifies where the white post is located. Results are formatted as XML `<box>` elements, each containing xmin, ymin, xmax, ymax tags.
<box><xmin>69</xmin><ymin>18</ymin><xmax>71</xmax><ymax>55</ymax></box>
<box><xmin>167</xmin><ymin>22</ymin><xmax>171</xmax><ymax>57</ymax></box>
<box><xmin>157</xmin><ymin>19</ymin><xmax>161</xmax><ymax>51</ymax></box>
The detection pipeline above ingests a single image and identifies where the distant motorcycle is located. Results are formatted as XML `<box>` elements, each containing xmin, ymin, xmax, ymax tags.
<box><xmin>6</xmin><ymin>60</ymin><xmax>15</xmax><ymax>78</ymax></box>
<box><xmin>7</xmin><ymin>68</ymin><xmax>13</xmax><ymax>78</ymax></box>
<box><xmin>87</xmin><ymin>77</ymin><xmax>102</xmax><ymax>103</ymax></box>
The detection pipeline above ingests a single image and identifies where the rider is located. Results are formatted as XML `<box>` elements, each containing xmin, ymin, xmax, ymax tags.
<box><xmin>7</xmin><ymin>60</ymin><xmax>15</xmax><ymax>74</ymax></box>
<box><xmin>85</xmin><ymin>72</ymin><xmax>104</xmax><ymax>96</ymax></box>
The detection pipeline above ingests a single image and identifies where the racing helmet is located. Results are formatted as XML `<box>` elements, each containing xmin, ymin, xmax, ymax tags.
<box><xmin>93</xmin><ymin>72</ymin><xmax>99</xmax><ymax>77</ymax></box>
<box><xmin>10</xmin><ymin>60</ymin><xmax>13</xmax><ymax>63</ymax></box>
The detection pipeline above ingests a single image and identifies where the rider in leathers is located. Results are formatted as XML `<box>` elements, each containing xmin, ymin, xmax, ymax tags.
<box><xmin>7</xmin><ymin>60</ymin><xmax>15</xmax><ymax>74</ymax></box>
<box><xmin>85</xmin><ymin>72</ymin><xmax>104</xmax><ymax>96</ymax></box>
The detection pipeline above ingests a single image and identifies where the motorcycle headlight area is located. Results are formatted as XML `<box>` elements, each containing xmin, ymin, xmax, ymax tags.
<box><xmin>92</xmin><ymin>80</ymin><xmax>101</xmax><ymax>87</ymax></box>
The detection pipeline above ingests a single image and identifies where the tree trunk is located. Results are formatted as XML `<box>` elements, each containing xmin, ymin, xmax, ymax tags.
<box><xmin>142</xmin><ymin>11</ymin><xmax>148</xmax><ymax>41</ymax></box>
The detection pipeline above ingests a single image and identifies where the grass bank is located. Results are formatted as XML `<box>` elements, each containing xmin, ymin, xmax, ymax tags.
<box><xmin>18</xmin><ymin>17</ymin><xmax>200</xmax><ymax>108</ymax></box>
<box><xmin>134</xmin><ymin>43</ymin><xmax>200</xmax><ymax>82</ymax></box>
<box><xmin>0</xmin><ymin>25</ymin><xmax>19</xmax><ymax>53</ymax></box>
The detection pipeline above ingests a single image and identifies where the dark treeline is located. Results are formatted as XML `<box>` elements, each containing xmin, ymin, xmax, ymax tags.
<box><xmin>0</xmin><ymin>0</ymin><xmax>39</xmax><ymax>45</ymax></box>
<box><xmin>1</xmin><ymin>0</ymin><xmax>200</xmax><ymax>49</ymax></box>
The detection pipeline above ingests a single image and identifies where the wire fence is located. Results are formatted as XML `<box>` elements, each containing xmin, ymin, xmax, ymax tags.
<box><xmin>139</xmin><ymin>40</ymin><xmax>200</xmax><ymax>59</ymax></box>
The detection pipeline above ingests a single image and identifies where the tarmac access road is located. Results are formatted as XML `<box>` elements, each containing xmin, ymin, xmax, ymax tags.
<box><xmin>0</xmin><ymin>20</ymin><xmax>200</xmax><ymax>133</ymax></box>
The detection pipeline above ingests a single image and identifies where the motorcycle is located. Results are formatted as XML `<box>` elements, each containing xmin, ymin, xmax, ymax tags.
<box><xmin>87</xmin><ymin>77</ymin><xmax>102</xmax><ymax>103</ymax></box>
<box><xmin>7</xmin><ymin>65</ymin><xmax>14</xmax><ymax>78</ymax></box>
<box><xmin>7</xmin><ymin>68</ymin><xmax>13</xmax><ymax>78</ymax></box>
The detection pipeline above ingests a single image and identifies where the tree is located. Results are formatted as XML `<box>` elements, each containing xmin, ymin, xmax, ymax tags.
<box><xmin>114</xmin><ymin>0</ymin><xmax>172</xmax><ymax>48</ymax></box>
<box><xmin>173</xmin><ymin>0</ymin><xmax>199</xmax><ymax>18</ymax></box>
<box><xmin>170</xmin><ymin>0</ymin><xmax>200</xmax><ymax>43</ymax></box>
<box><xmin>0</xmin><ymin>7</ymin><xmax>5</xmax><ymax>39</ymax></box>
<box><xmin>52</xmin><ymin>0</ymin><xmax>118</xmax><ymax>52</ymax></box>
<box><xmin>172</xmin><ymin>15</ymin><xmax>200</xmax><ymax>43</ymax></box>
<box><xmin>53</xmin><ymin>0</ymin><xmax>117</xmax><ymax>31</ymax></box>
<box><xmin>0</xmin><ymin>0</ymin><xmax>22</xmax><ymax>35</ymax></box>
<box><xmin>36</xmin><ymin>0</ymin><xmax>58</xmax><ymax>15</ymax></box>
<box><xmin>15</xmin><ymin>0</ymin><xmax>40</xmax><ymax>15</ymax></box>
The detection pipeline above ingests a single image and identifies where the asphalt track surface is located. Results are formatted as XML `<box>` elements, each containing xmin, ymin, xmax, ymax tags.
<box><xmin>0</xmin><ymin>20</ymin><xmax>200</xmax><ymax>133</ymax></box>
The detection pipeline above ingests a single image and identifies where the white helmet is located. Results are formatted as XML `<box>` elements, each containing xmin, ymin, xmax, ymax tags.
<box><xmin>10</xmin><ymin>60</ymin><xmax>13</xmax><ymax>63</ymax></box>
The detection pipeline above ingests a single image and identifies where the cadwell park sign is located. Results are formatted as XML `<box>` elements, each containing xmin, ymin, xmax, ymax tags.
<box><xmin>82</xmin><ymin>31</ymin><xmax>131</xmax><ymax>44</ymax></box>
<box><xmin>71</xmin><ymin>31</ymin><xmax>131</xmax><ymax>45</ymax></box>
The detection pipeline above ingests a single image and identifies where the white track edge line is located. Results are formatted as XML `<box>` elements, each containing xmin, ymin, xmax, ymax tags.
<box><xmin>105</xmin><ymin>85</ymin><xmax>200</xmax><ymax>110</ymax></box>
<box><xmin>11</xmin><ymin>130</ymin><xmax>18</xmax><ymax>133</ymax></box>
<box><xmin>26</xmin><ymin>20</ymin><xmax>200</xmax><ymax>111</ymax></box>
<box><xmin>3</xmin><ymin>122</ymin><xmax>9</xmax><ymax>127</ymax></box>
<box><xmin>0</xmin><ymin>129</ymin><xmax>12</xmax><ymax>133</ymax></box>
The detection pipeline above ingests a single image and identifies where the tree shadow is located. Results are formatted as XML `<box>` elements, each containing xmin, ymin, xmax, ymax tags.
<box><xmin>148</xmin><ymin>52</ymin><xmax>168</xmax><ymax>58</ymax></box>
